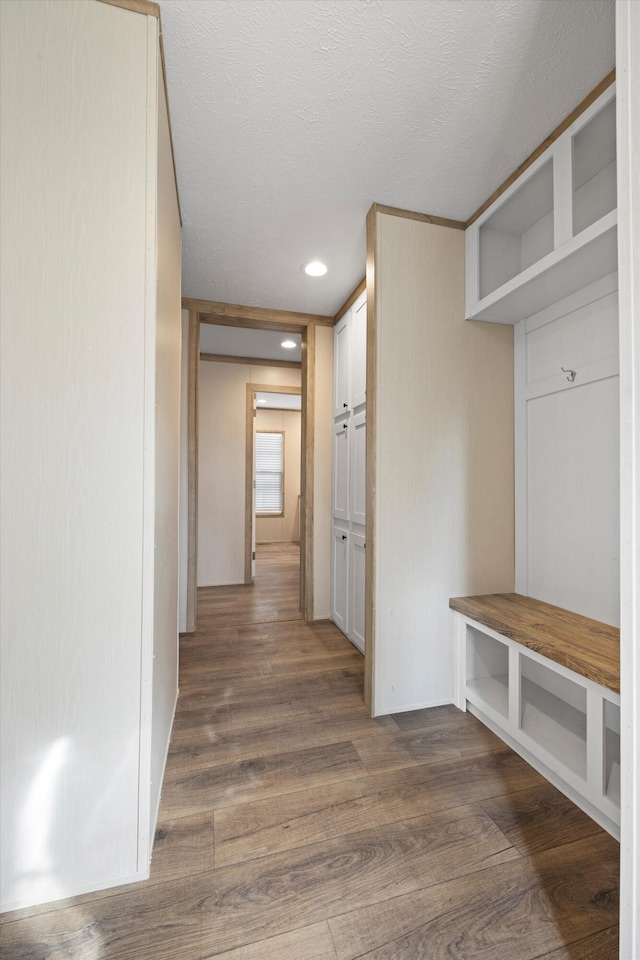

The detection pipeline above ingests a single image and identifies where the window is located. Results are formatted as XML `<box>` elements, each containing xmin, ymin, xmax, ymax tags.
<box><xmin>255</xmin><ymin>431</ymin><xmax>284</xmax><ymax>515</ymax></box>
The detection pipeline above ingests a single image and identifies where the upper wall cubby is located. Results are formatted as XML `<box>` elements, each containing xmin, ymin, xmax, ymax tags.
<box><xmin>466</xmin><ymin>84</ymin><xmax>617</xmax><ymax>324</ymax></box>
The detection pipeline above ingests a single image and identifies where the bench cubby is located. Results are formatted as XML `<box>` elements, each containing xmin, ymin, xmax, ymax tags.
<box><xmin>451</xmin><ymin>593</ymin><xmax>620</xmax><ymax>838</ymax></box>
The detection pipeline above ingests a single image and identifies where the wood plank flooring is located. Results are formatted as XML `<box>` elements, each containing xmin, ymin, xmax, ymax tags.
<box><xmin>0</xmin><ymin>543</ymin><xmax>619</xmax><ymax>959</ymax></box>
<box><xmin>197</xmin><ymin>541</ymin><xmax>302</xmax><ymax>627</ymax></box>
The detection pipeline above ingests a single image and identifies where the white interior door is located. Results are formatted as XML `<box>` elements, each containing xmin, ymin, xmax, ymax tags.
<box><xmin>332</xmin><ymin>416</ymin><xmax>350</xmax><ymax>521</ymax></box>
<box><xmin>331</xmin><ymin>526</ymin><xmax>349</xmax><ymax>634</ymax></box>
<box><xmin>349</xmin><ymin>532</ymin><xmax>365</xmax><ymax>652</ymax></box>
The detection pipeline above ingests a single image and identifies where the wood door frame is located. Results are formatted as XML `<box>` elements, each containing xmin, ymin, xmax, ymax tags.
<box><xmin>245</xmin><ymin>384</ymin><xmax>302</xmax><ymax>584</ymax></box>
<box><xmin>183</xmin><ymin>298</ymin><xmax>331</xmax><ymax>627</ymax></box>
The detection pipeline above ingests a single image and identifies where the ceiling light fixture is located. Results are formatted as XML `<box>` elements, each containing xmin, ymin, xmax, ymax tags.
<box><xmin>302</xmin><ymin>260</ymin><xmax>328</xmax><ymax>277</ymax></box>
<box><xmin>281</xmin><ymin>340</ymin><xmax>297</xmax><ymax>349</ymax></box>
<box><xmin>257</xmin><ymin>399</ymin><xmax>267</xmax><ymax>404</ymax></box>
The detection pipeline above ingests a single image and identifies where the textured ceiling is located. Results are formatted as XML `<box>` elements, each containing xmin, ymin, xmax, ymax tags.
<box><xmin>256</xmin><ymin>392</ymin><xmax>302</xmax><ymax>410</ymax></box>
<box><xmin>159</xmin><ymin>0</ymin><xmax>614</xmax><ymax>315</ymax></box>
<box><xmin>199</xmin><ymin>324</ymin><xmax>301</xmax><ymax>361</ymax></box>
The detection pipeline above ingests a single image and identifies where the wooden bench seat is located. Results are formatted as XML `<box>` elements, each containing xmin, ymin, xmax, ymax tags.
<box><xmin>449</xmin><ymin>592</ymin><xmax>620</xmax><ymax>693</ymax></box>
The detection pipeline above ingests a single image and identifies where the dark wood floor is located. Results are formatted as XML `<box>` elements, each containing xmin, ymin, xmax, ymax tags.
<box><xmin>197</xmin><ymin>541</ymin><xmax>303</xmax><ymax>627</ymax></box>
<box><xmin>0</xmin><ymin>543</ymin><xmax>619</xmax><ymax>959</ymax></box>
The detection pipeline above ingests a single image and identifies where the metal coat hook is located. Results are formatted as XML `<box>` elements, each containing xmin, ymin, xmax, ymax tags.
<box><xmin>561</xmin><ymin>366</ymin><xmax>577</xmax><ymax>382</ymax></box>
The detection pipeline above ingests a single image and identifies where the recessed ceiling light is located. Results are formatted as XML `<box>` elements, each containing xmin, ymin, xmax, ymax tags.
<box><xmin>302</xmin><ymin>260</ymin><xmax>328</xmax><ymax>277</ymax></box>
<box><xmin>257</xmin><ymin>399</ymin><xmax>267</xmax><ymax>404</ymax></box>
<box><xmin>281</xmin><ymin>340</ymin><xmax>297</xmax><ymax>349</ymax></box>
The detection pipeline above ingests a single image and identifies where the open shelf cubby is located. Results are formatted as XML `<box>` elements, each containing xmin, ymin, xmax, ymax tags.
<box><xmin>466</xmin><ymin>625</ymin><xmax>509</xmax><ymax>719</ymax></box>
<box><xmin>603</xmin><ymin>698</ymin><xmax>621</xmax><ymax>807</ymax></box>
<box><xmin>520</xmin><ymin>657</ymin><xmax>587</xmax><ymax>778</ymax></box>
<box><xmin>466</xmin><ymin>85</ymin><xmax>617</xmax><ymax>325</ymax></box>
<box><xmin>479</xmin><ymin>158</ymin><xmax>554</xmax><ymax>300</ymax></box>
<box><xmin>573</xmin><ymin>96</ymin><xmax>617</xmax><ymax>237</ymax></box>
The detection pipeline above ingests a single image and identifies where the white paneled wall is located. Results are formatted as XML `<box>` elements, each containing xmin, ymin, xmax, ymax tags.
<box><xmin>372</xmin><ymin>212</ymin><xmax>514</xmax><ymax>715</ymax></box>
<box><xmin>616</xmin><ymin>2</ymin><xmax>640</xmax><ymax>954</ymax></box>
<box><xmin>148</xmin><ymin>53</ymin><xmax>182</xmax><ymax>840</ymax></box>
<box><xmin>0</xmin><ymin>0</ymin><xmax>180</xmax><ymax>911</ymax></box>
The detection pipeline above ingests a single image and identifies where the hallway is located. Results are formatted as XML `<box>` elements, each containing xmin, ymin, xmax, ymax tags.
<box><xmin>0</xmin><ymin>548</ymin><xmax>620</xmax><ymax>959</ymax></box>
<box><xmin>197</xmin><ymin>542</ymin><xmax>303</xmax><ymax>628</ymax></box>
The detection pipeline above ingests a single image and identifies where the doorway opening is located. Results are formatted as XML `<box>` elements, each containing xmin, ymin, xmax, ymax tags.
<box><xmin>184</xmin><ymin>304</ymin><xmax>320</xmax><ymax>630</ymax></box>
<box><xmin>245</xmin><ymin>382</ymin><xmax>303</xmax><ymax>622</ymax></box>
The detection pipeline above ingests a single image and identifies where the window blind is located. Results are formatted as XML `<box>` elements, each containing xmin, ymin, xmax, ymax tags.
<box><xmin>255</xmin><ymin>431</ymin><xmax>284</xmax><ymax>513</ymax></box>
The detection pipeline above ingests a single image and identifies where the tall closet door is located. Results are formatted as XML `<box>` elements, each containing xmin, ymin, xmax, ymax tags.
<box><xmin>351</xmin><ymin>294</ymin><xmax>367</xmax><ymax>409</ymax></box>
<box><xmin>349</xmin><ymin>532</ymin><xmax>365</xmax><ymax>652</ymax></box>
<box><xmin>331</xmin><ymin>526</ymin><xmax>349</xmax><ymax>633</ymax></box>
<box><xmin>333</xmin><ymin>312</ymin><xmax>351</xmax><ymax>417</ymax></box>
<box><xmin>332</xmin><ymin>416</ymin><xmax>350</xmax><ymax>521</ymax></box>
<box><xmin>349</xmin><ymin>411</ymin><xmax>366</xmax><ymax>526</ymax></box>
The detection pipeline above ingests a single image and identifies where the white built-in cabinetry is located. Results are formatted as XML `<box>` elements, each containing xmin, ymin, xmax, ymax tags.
<box><xmin>466</xmin><ymin>85</ymin><xmax>617</xmax><ymax>325</ymax></box>
<box><xmin>457</xmin><ymin>80</ymin><xmax>620</xmax><ymax>837</ymax></box>
<box><xmin>331</xmin><ymin>291</ymin><xmax>366</xmax><ymax>653</ymax></box>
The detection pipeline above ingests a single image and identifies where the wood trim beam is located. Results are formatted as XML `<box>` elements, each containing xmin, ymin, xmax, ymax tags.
<box><xmin>97</xmin><ymin>0</ymin><xmax>160</xmax><ymax>16</ymax></box>
<box><xmin>158</xmin><ymin>33</ymin><xmax>182</xmax><ymax>226</ymax></box>
<box><xmin>200</xmin><ymin>353</ymin><xmax>300</xmax><ymax>369</ymax></box>
<box><xmin>244</xmin><ymin>385</ymin><xmax>254</xmax><ymax>585</ymax></box>
<box><xmin>198</xmin><ymin>315</ymin><xmax>305</xmax><ymax>334</ymax></box>
<box><xmin>255</xmin><ymin>407</ymin><xmax>301</xmax><ymax>413</ymax></box>
<box><xmin>301</xmin><ymin>325</ymin><xmax>315</xmax><ymax>621</ymax></box>
<box><xmin>364</xmin><ymin>206</ymin><xmax>377</xmax><ymax>715</ymax></box>
<box><xmin>183</xmin><ymin>298</ymin><xmax>334</xmax><ymax>327</ymax></box>
<box><xmin>466</xmin><ymin>69</ymin><xmax>616</xmax><ymax>227</ymax></box>
<box><xmin>371</xmin><ymin>203</ymin><xmax>466</xmax><ymax>231</ymax></box>
<box><xmin>334</xmin><ymin>278</ymin><xmax>366</xmax><ymax>324</ymax></box>
<box><xmin>246</xmin><ymin>384</ymin><xmax>302</xmax><ymax>395</ymax></box>
<box><xmin>186</xmin><ymin>310</ymin><xmax>199</xmax><ymax>632</ymax></box>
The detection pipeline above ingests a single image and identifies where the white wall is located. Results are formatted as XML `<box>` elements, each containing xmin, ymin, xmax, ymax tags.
<box><xmin>198</xmin><ymin>358</ymin><xmax>301</xmax><ymax>586</ymax></box>
<box><xmin>313</xmin><ymin>325</ymin><xmax>334</xmax><ymax>619</ymax></box>
<box><xmin>0</xmin><ymin>0</ymin><xmax>158</xmax><ymax>910</ymax></box>
<box><xmin>178</xmin><ymin>309</ymin><xmax>190</xmax><ymax>632</ymax></box>
<box><xmin>255</xmin><ymin>408</ymin><xmax>301</xmax><ymax>543</ymax></box>
<box><xmin>616</xmin><ymin>2</ymin><xmax>640</xmax><ymax>955</ymax></box>
<box><xmin>372</xmin><ymin>212</ymin><xmax>514</xmax><ymax>715</ymax></box>
<box><xmin>148</xmin><ymin>53</ymin><xmax>181</xmax><ymax>845</ymax></box>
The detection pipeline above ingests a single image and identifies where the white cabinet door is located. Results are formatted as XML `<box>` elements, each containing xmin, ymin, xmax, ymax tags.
<box><xmin>331</xmin><ymin>526</ymin><xmax>349</xmax><ymax>634</ymax></box>
<box><xmin>332</xmin><ymin>416</ymin><xmax>350</xmax><ymax>521</ymax></box>
<box><xmin>333</xmin><ymin>310</ymin><xmax>351</xmax><ymax>418</ymax></box>
<box><xmin>349</xmin><ymin>410</ymin><xmax>366</xmax><ymax>526</ymax></box>
<box><xmin>350</xmin><ymin>292</ymin><xmax>367</xmax><ymax>409</ymax></box>
<box><xmin>349</xmin><ymin>532</ymin><xmax>365</xmax><ymax>653</ymax></box>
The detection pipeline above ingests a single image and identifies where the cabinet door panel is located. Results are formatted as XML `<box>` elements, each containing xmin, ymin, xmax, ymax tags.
<box><xmin>333</xmin><ymin>311</ymin><xmax>350</xmax><ymax>417</ymax></box>
<box><xmin>527</xmin><ymin>375</ymin><xmax>619</xmax><ymax>626</ymax></box>
<box><xmin>349</xmin><ymin>533</ymin><xmax>365</xmax><ymax>653</ymax></box>
<box><xmin>349</xmin><ymin>411</ymin><xmax>366</xmax><ymax>526</ymax></box>
<box><xmin>351</xmin><ymin>293</ymin><xmax>367</xmax><ymax>409</ymax></box>
<box><xmin>526</xmin><ymin>288</ymin><xmax>618</xmax><ymax>387</ymax></box>
<box><xmin>332</xmin><ymin>416</ymin><xmax>350</xmax><ymax>521</ymax></box>
<box><xmin>331</xmin><ymin>527</ymin><xmax>349</xmax><ymax>634</ymax></box>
